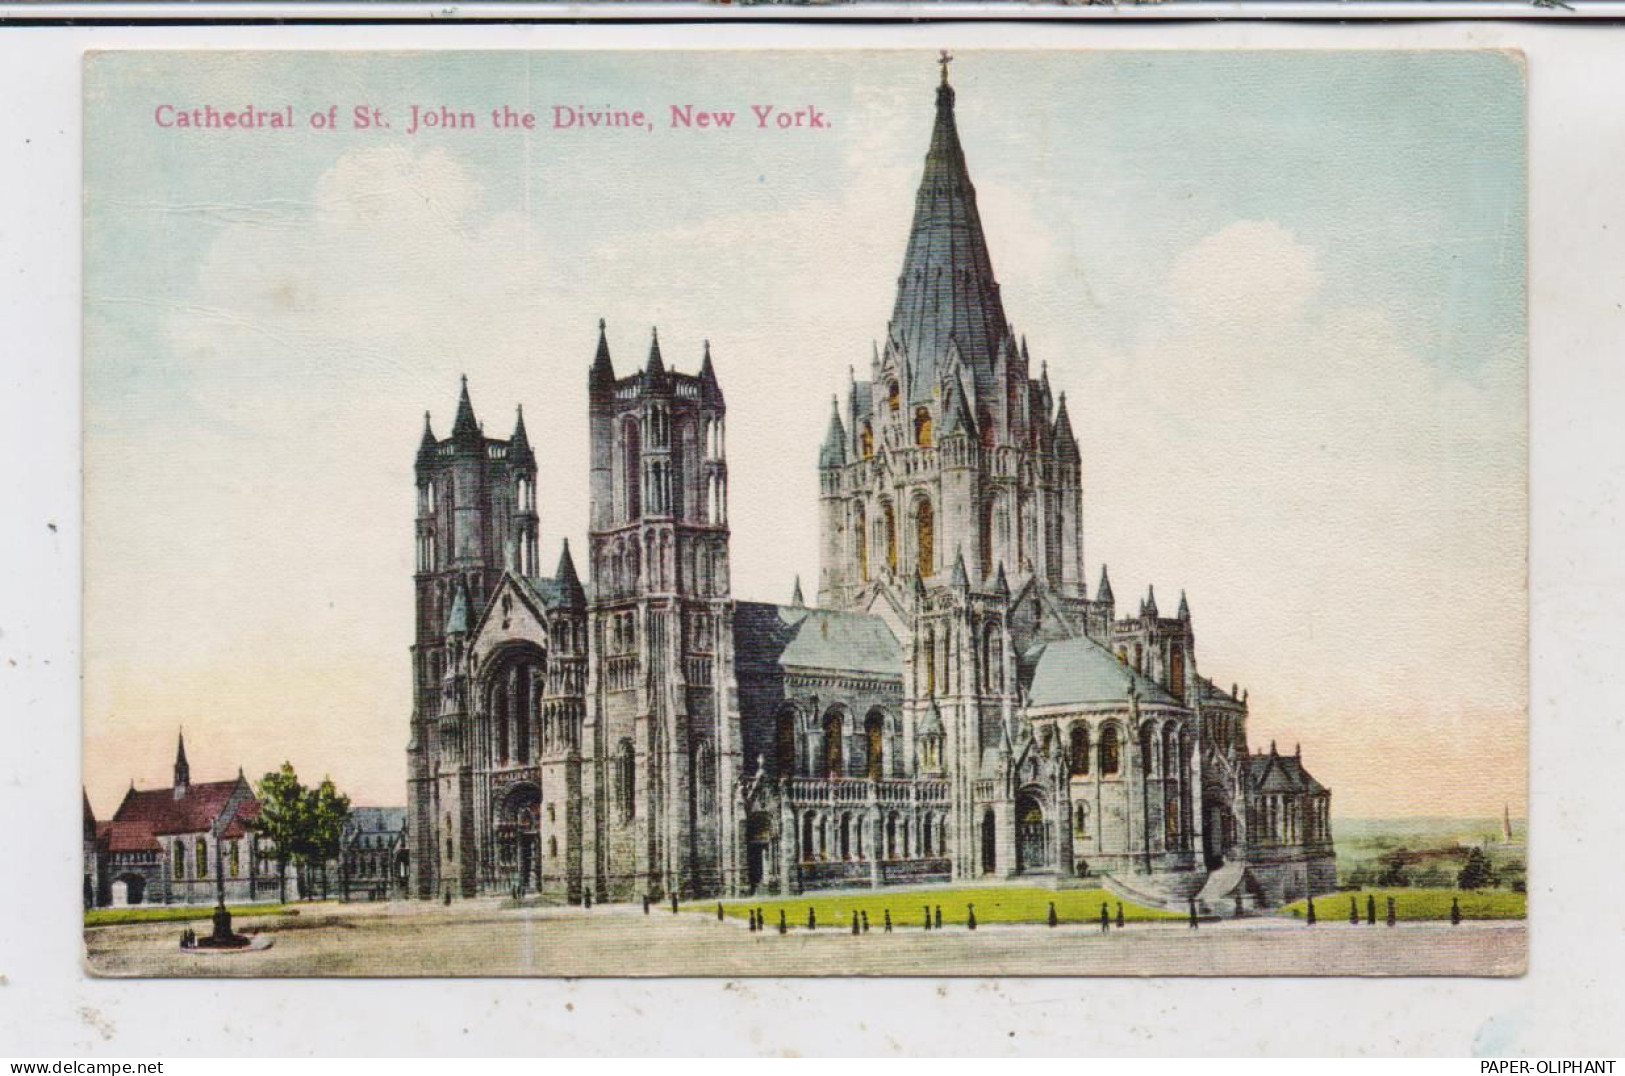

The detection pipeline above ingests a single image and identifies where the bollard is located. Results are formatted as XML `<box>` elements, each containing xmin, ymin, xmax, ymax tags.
<box><xmin>1350</xmin><ymin>896</ymin><xmax>1359</xmax><ymax>925</ymax></box>
<box><xmin>1450</xmin><ymin>897</ymin><xmax>1462</xmax><ymax>925</ymax></box>
<box><xmin>884</xmin><ymin>909</ymin><xmax>892</xmax><ymax>933</ymax></box>
<box><xmin>1189</xmin><ymin>899</ymin><xmax>1199</xmax><ymax>930</ymax></box>
<box><xmin>642</xmin><ymin>895</ymin><xmax>650</xmax><ymax>915</ymax></box>
<box><xmin>851</xmin><ymin>911</ymin><xmax>860</xmax><ymax>935</ymax></box>
<box><xmin>444</xmin><ymin>889</ymin><xmax>452</xmax><ymax>906</ymax></box>
<box><xmin>808</xmin><ymin>908</ymin><xmax>816</xmax><ymax>931</ymax></box>
<box><xmin>923</xmin><ymin>906</ymin><xmax>932</xmax><ymax>931</ymax></box>
<box><xmin>757</xmin><ymin>908</ymin><xmax>764</xmax><ymax>932</ymax></box>
<box><xmin>1234</xmin><ymin>892</ymin><xmax>1244</xmax><ymax>919</ymax></box>
<box><xmin>1048</xmin><ymin>902</ymin><xmax>1058</xmax><ymax>928</ymax></box>
<box><xmin>671</xmin><ymin>894</ymin><xmax>679</xmax><ymax>915</ymax></box>
<box><xmin>718</xmin><ymin>902</ymin><xmax>725</xmax><ymax>923</ymax></box>
<box><xmin>1367</xmin><ymin>894</ymin><xmax>1376</xmax><ymax>926</ymax></box>
<box><xmin>935</xmin><ymin>906</ymin><xmax>943</xmax><ymax>930</ymax></box>
<box><xmin>1116</xmin><ymin>903</ymin><xmax>1125</xmax><ymax>930</ymax></box>
<box><xmin>862</xmin><ymin>910</ymin><xmax>869</xmax><ymax>934</ymax></box>
<box><xmin>1306</xmin><ymin>897</ymin><xmax>1317</xmax><ymax>925</ymax></box>
<box><xmin>585</xmin><ymin>891</ymin><xmax>592</xmax><ymax>909</ymax></box>
<box><xmin>747</xmin><ymin>909</ymin><xmax>756</xmax><ymax>932</ymax></box>
<box><xmin>1386</xmin><ymin>896</ymin><xmax>1396</xmax><ymax>927</ymax></box>
<box><xmin>778</xmin><ymin>909</ymin><xmax>787</xmax><ymax>935</ymax></box>
<box><xmin>967</xmin><ymin>903</ymin><xmax>977</xmax><ymax>931</ymax></box>
<box><xmin>1100</xmin><ymin>903</ymin><xmax>1110</xmax><ymax>933</ymax></box>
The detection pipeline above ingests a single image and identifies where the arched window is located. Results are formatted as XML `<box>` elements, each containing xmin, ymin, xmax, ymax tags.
<box><xmin>822</xmin><ymin>710</ymin><xmax>845</xmax><ymax>778</ymax></box>
<box><xmin>855</xmin><ymin>513</ymin><xmax>869</xmax><ymax>583</ymax></box>
<box><xmin>864</xmin><ymin>711</ymin><xmax>885</xmax><ymax>780</ymax></box>
<box><xmin>915</xmin><ymin>498</ymin><xmax>934</xmax><ymax>577</ymax></box>
<box><xmin>775</xmin><ymin>706</ymin><xmax>798</xmax><ymax>776</ymax></box>
<box><xmin>1069</xmin><ymin>723</ymin><xmax>1091</xmax><ymax>776</ymax></box>
<box><xmin>887</xmin><ymin>381</ymin><xmax>900</xmax><ymax>412</ymax></box>
<box><xmin>548</xmin><ymin>835</ymin><xmax>558</xmax><ymax>858</ymax></box>
<box><xmin>173</xmin><ymin>840</ymin><xmax>184</xmax><ymax>879</ymax></box>
<box><xmin>978</xmin><ymin>407</ymin><xmax>996</xmax><ymax>451</ymax></box>
<box><xmin>914</xmin><ymin>407</ymin><xmax>933</xmax><ymax>447</ymax></box>
<box><xmin>621</xmin><ymin>417</ymin><xmax>641</xmax><ymax>522</ymax></box>
<box><xmin>1141</xmin><ymin>722</ymin><xmax>1157</xmax><ymax>775</ymax></box>
<box><xmin>229</xmin><ymin>840</ymin><xmax>240</xmax><ymax>877</ymax></box>
<box><xmin>982</xmin><ymin>623</ymin><xmax>1001</xmax><ymax>691</ymax></box>
<box><xmin>883</xmin><ymin>502</ymin><xmax>897</xmax><ymax>572</ymax></box>
<box><xmin>695</xmin><ymin>739</ymin><xmax>716</xmax><ymax>812</ymax></box>
<box><xmin>1099</xmin><ymin>724</ymin><xmax>1121</xmax><ymax>776</ymax></box>
<box><xmin>860</xmin><ymin>423</ymin><xmax>874</xmax><ymax>459</ymax></box>
<box><xmin>1074</xmin><ymin>801</ymin><xmax>1091</xmax><ymax>836</ymax></box>
<box><xmin>195</xmin><ymin>838</ymin><xmax>209</xmax><ymax>878</ymax></box>
<box><xmin>924</xmin><ymin>628</ymin><xmax>937</xmax><ymax>696</ymax></box>
<box><xmin>616</xmin><ymin>738</ymin><xmax>636</xmax><ymax>822</ymax></box>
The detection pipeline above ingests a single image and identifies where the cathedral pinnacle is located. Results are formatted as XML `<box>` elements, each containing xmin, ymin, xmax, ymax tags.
<box><xmin>791</xmin><ymin>575</ymin><xmax>806</xmax><ymax>607</ymax></box>
<box><xmin>819</xmin><ymin>396</ymin><xmax>847</xmax><ymax>469</ymax></box>
<box><xmin>699</xmin><ymin>340</ymin><xmax>724</xmax><ymax>403</ymax></box>
<box><xmin>1178</xmin><ymin>590</ymin><xmax>1190</xmax><ymax>620</ymax></box>
<box><xmin>451</xmin><ymin>375</ymin><xmax>481</xmax><ymax>443</ymax></box>
<box><xmin>173</xmin><ymin>730</ymin><xmax>190</xmax><ymax>794</ymax></box>
<box><xmin>646</xmin><ymin>327</ymin><xmax>665</xmax><ymax>378</ymax></box>
<box><xmin>1096</xmin><ymin>564</ymin><xmax>1114</xmax><ymax>606</ymax></box>
<box><xmin>556</xmin><ymin>540</ymin><xmax>586</xmax><ymax>607</ymax></box>
<box><xmin>591</xmin><ymin>319</ymin><xmax>615</xmax><ymax>384</ymax></box>
<box><xmin>511</xmin><ymin>404</ymin><xmax>530</xmax><ymax>451</ymax></box>
<box><xmin>1144</xmin><ymin>585</ymin><xmax>1158</xmax><ymax>618</ymax></box>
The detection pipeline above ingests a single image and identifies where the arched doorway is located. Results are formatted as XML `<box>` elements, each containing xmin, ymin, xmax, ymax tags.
<box><xmin>981</xmin><ymin>809</ymin><xmax>997</xmax><ymax>875</ymax></box>
<box><xmin>496</xmin><ymin>784</ymin><xmax>541</xmax><ymax>893</ymax></box>
<box><xmin>1016</xmin><ymin>791</ymin><xmax>1050</xmax><ymax>873</ymax></box>
<box><xmin>112</xmin><ymin>873</ymin><xmax>145</xmax><ymax>906</ymax></box>
<box><xmin>775</xmin><ymin>706</ymin><xmax>798</xmax><ymax>776</ymax></box>
<box><xmin>1203</xmin><ymin>801</ymin><xmax>1226</xmax><ymax>870</ymax></box>
<box><xmin>746</xmin><ymin>812</ymin><xmax>774</xmax><ymax>891</ymax></box>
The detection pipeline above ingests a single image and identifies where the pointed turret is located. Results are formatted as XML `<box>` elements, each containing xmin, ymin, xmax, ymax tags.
<box><xmin>698</xmin><ymin>339</ymin><xmax>724</xmax><ymax>403</ymax></box>
<box><xmin>1144</xmin><ymin>585</ymin><xmax>1158</xmax><ymax>618</ymax></box>
<box><xmin>450</xmin><ymin>375</ymin><xmax>481</xmax><ymax>443</ymax></box>
<box><xmin>645</xmin><ymin>327</ymin><xmax>666</xmax><ymax>379</ymax></box>
<box><xmin>1178</xmin><ymin>590</ymin><xmax>1190</xmax><ymax>621</ymax></box>
<box><xmin>1053</xmin><ymin>394</ymin><xmax>1080</xmax><ymax>463</ymax></box>
<box><xmin>994</xmin><ymin>562</ymin><xmax>1010</xmax><ymax>597</ymax></box>
<box><xmin>417</xmin><ymin>411</ymin><xmax>437</xmax><ymax>462</ymax></box>
<box><xmin>590</xmin><ymin>318</ymin><xmax>615</xmax><ymax>386</ymax></box>
<box><xmin>950</xmin><ymin>548</ymin><xmax>970</xmax><ymax>591</ymax></box>
<box><xmin>510</xmin><ymin>405</ymin><xmax>531</xmax><ymax>455</ymax></box>
<box><xmin>173</xmin><ymin>730</ymin><xmax>190</xmax><ymax>796</ymax></box>
<box><xmin>1096</xmin><ymin>564</ymin><xmax>1114</xmax><ymax>606</ymax></box>
<box><xmin>889</xmin><ymin>60</ymin><xmax>1009</xmax><ymax>403</ymax></box>
<box><xmin>819</xmin><ymin>396</ymin><xmax>847</xmax><ymax>469</ymax></box>
<box><xmin>791</xmin><ymin>575</ymin><xmax>806</xmax><ymax>608</ymax></box>
<box><xmin>445</xmin><ymin>579</ymin><xmax>470</xmax><ymax>636</ymax></box>
<box><xmin>555</xmin><ymin>540</ymin><xmax>586</xmax><ymax>607</ymax></box>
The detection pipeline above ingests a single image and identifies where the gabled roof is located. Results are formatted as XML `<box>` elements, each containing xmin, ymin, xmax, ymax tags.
<box><xmin>1024</xmin><ymin>635</ymin><xmax>1179</xmax><ymax>709</ymax></box>
<box><xmin>112</xmin><ymin>778</ymin><xmax>246</xmax><ymax>837</ymax></box>
<box><xmin>102</xmin><ymin>819</ymin><xmax>162</xmax><ymax>853</ymax></box>
<box><xmin>1197</xmin><ymin>677</ymin><xmax>1241</xmax><ymax>705</ymax></box>
<box><xmin>346</xmin><ymin>806</ymin><xmax>408</xmax><ymax>835</ymax></box>
<box><xmin>1247</xmin><ymin>752</ymin><xmax>1327</xmax><ymax>795</ymax></box>
<box><xmin>733</xmin><ymin>601</ymin><xmax>903</xmax><ymax>678</ymax></box>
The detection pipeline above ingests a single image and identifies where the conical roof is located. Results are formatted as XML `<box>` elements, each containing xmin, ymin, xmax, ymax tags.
<box><xmin>889</xmin><ymin>67</ymin><xmax>1008</xmax><ymax>406</ymax></box>
<box><xmin>451</xmin><ymin>375</ymin><xmax>481</xmax><ymax>442</ymax></box>
<box><xmin>555</xmin><ymin>540</ymin><xmax>586</xmax><ymax>606</ymax></box>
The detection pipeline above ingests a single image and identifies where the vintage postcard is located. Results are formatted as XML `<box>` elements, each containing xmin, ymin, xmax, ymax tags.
<box><xmin>81</xmin><ymin>48</ymin><xmax>1527</xmax><ymax>977</ymax></box>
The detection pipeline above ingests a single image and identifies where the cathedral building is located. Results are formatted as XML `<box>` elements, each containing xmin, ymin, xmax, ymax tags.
<box><xmin>405</xmin><ymin>64</ymin><xmax>1336</xmax><ymax>913</ymax></box>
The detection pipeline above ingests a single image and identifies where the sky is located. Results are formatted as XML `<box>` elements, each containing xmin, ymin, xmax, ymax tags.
<box><xmin>82</xmin><ymin>49</ymin><xmax>1526</xmax><ymax>821</ymax></box>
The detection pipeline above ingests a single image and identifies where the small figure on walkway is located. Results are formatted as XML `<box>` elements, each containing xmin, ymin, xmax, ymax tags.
<box><xmin>967</xmin><ymin>903</ymin><xmax>977</xmax><ymax>931</ymax></box>
<box><xmin>884</xmin><ymin>909</ymin><xmax>892</xmax><ymax>933</ymax></box>
<box><xmin>1048</xmin><ymin>902</ymin><xmax>1058</xmax><ymax>928</ymax></box>
<box><xmin>1386</xmin><ymin>896</ymin><xmax>1396</xmax><ymax>927</ymax></box>
<box><xmin>935</xmin><ymin>905</ymin><xmax>943</xmax><ymax>929</ymax></box>
<box><xmin>671</xmin><ymin>894</ymin><xmax>679</xmax><ymax>915</ymax></box>
<box><xmin>923</xmin><ymin>906</ymin><xmax>932</xmax><ymax>930</ymax></box>
<box><xmin>808</xmin><ymin>907</ymin><xmax>816</xmax><ymax>931</ymax></box>
<box><xmin>778</xmin><ymin>909</ymin><xmax>787</xmax><ymax>935</ymax></box>
<box><xmin>1116</xmin><ymin>903</ymin><xmax>1125</xmax><ymax>929</ymax></box>
<box><xmin>585</xmin><ymin>891</ymin><xmax>593</xmax><ymax>909</ymax></box>
<box><xmin>1234</xmin><ymin>893</ymin><xmax>1245</xmax><ymax>918</ymax></box>
<box><xmin>718</xmin><ymin>901</ymin><xmax>725</xmax><ymax>923</ymax></box>
<box><xmin>1349</xmin><ymin>896</ymin><xmax>1359</xmax><ymax>925</ymax></box>
<box><xmin>1366</xmin><ymin>894</ymin><xmax>1376</xmax><ymax>926</ymax></box>
<box><xmin>444</xmin><ymin>889</ymin><xmax>452</xmax><ymax>906</ymax></box>
<box><xmin>1100</xmin><ymin>902</ymin><xmax>1110</xmax><ymax>933</ymax></box>
<box><xmin>642</xmin><ymin>895</ymin><xmax>650</xmax><ymax>915</ymax></box>
<box><xmin>861</xmin><ymin>910</ymin><xmax>869</xmax><ymax>933</ymax></box>
<box><xmin>851</xmin><ymin>911</ymin><xmax>860</xmax><ymax>935</ymax></box>
<box><xmin>1188</xmin><ymin>899</ymin><xmax>1199</xmax><ymax>930</ymax></box>
<box><xmin>1306</xmin><ymin>896</ymin><xmax>1317</xmax><ymax>925</ymax></box>
<box><xmin>1450</xmin><ymin>896</ymin><xmax>1462</xmax><ymax>925</ymax></box>
<box><xmin>747</xmin><ymin>909</ymin><xmax>756</xmax><ymax>932</ymax></box>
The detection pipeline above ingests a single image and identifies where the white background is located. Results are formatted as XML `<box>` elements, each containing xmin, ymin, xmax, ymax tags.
<box><xmin>1</xmin><ymin>18</ymin><xmax>1621</xmax><ymax>1058</ymax></box>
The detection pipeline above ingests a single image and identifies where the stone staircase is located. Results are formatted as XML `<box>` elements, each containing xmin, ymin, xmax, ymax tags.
<box><xmin>1104</xmin><ymin>860</ymin><xmax>1263</xmax><ymax>917</ymax></box>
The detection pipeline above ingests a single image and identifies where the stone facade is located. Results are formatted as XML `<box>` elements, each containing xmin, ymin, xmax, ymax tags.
<box><xmin>406</xmin><ymin>67</ymin><xmax>1336</xmax><ymax>912</ymax></box>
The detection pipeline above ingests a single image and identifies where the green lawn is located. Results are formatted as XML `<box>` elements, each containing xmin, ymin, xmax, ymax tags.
<box><xmin>84</xmin><ymin>902</ymin><xmax>319</xmax><ymax>928</ymax></box>
<box><xmin>1280</xmin><ymin>888</ymin><xmax>1526</xmax><ymax>921</ymax></box>
<box><xmin>684</xmin><ymin>886</ymin><xmax>1183</xmax><ymax>928</ymax></box>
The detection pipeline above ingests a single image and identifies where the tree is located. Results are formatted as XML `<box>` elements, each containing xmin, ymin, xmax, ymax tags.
<box><xmin>252</xmin><ymin>763</ymin><xmax>307</xmax><ymax>904</ymax></box>
<box><xmin>305</xmin><ymin>776</ymin><xmax>352</xmax><ymax>900</ymax></box>
<box><xmin>1377</xmin><ymin>850</ymin><xmax>1411</xmax><ymax>888</ymax></box>
<box><xmin>1457</xmin><ymin>846</ymin><xmax>1496</xmax><ymax>891</ymax></box>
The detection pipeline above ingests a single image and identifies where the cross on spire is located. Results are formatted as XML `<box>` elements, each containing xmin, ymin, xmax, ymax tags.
<box><xmin>938</xmin><ymin>50</ymin><xmax>954</xmax><ymax>85</ymax></box>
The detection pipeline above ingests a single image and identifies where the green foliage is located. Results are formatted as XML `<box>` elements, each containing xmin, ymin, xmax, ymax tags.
<box><xmin>251</xmin><ymin>763</ymin><xmax>352</xmax><ymax>901</ymax></box>
<box><xmin>1280</xmin><ymin>887</ymin><xmax>1524</xmax><ymax>921</ymax></box>
<box><xmin>1457</xmin><ymin>846</ymin><xmax>1497</xmax><ymax>891</ymax></box>
<box><xmin>84</xmin><ymin>902</ymin><xmax>312</xmax><ymax>928</ymax></box>
<box><xmin>1377</xmin><ymin>850</ymin><xmax>1411</xmax><ymax>887</ymax></box>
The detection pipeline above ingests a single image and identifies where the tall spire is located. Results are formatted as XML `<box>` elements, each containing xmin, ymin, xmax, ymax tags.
<box><xmin>698</xmin><ymin>339</ymin><xmax>724</xmax><ymax>403</ymax></box>
<box><xmin>1054</xmin><ymin>393</ymin><xmax>1080</xmax><ymax>463</ymax></box>
<box><xmin>1144</xmin><ymin>585</ymin><xmax>1159</xmax><ymax>618</ymax></box>
<box><xmin>819</xmin><ymin>396</ymin><xmax>847</xmax><ymax>469</ymax></box>
<box><xmin>646</xmin><ymin>327</ymin><xmax>665</xmax><ymax>378</ymax></box>
<box><xmin>889</xmin><ymin>58</ymin><xmax>1008</xmax><ymax>405</ymax></box>
<box><xmin>511</xmin><ymin>404</ymin><xmax>530</xmax><ymax>452</ymax></box>
<box><xmin>451</xmin><ymin>375</ymin><xmax>481</xmax><ymax>443</ymax></box>
<box><xmin>173</xmin><ymin>730</ymin><xmax>190</xmax><ymax>796</ymax></box>
<box><xmin>591</xmin><ymin>318</ymin><xmax>615</xmax><ymax>385</ymax></box>
<box><xmin>556</xmin><ymin>539</ymin><xmax>586</xmax><ymax>607</ymax></box>
<box><xmin>1096</xmin><ymin>564</ymin><xmax>1114</xmax><ymax>606</ymax></box>
<box><xmin>791</xmin><ymin>575</ymin><xmax>806</xmax><ymax>607</ymax></box>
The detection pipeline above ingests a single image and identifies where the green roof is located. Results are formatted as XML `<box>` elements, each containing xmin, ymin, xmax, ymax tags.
<box><xmin>734</xmin><ymin>602</ymin><xmax>902</xmax><ymax>678</ymax></box>
<box><xmin>1025</xmin><ymin>636</ymin><xmax>1178</xmax><ymax>708</ymax></box>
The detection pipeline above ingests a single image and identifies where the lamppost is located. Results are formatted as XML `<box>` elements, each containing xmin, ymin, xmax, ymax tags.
<box><xmin>204</xmin><ymin>827</ymin><xmax>247</xmax><ymax>947</ymax></box>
